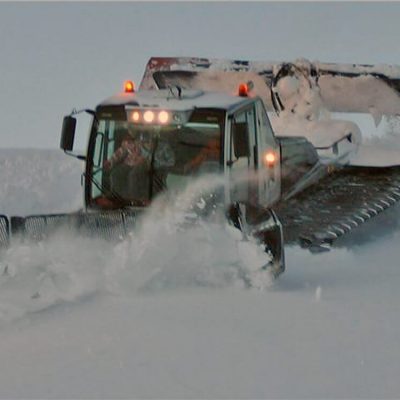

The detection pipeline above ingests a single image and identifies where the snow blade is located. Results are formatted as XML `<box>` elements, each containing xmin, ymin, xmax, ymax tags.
<box><xmin>140</xmin><ymin>57</ymin><xmax>400</xmax><ymax>115</ymax></box>
<box><xmin>9</xmin><ymin>211</ymin><xmax>138</xmax><ymax>243</ymax></box>
<box><xmin>0</xmin><ymin>215</ymin><xmax>10</xmax><ymax>249</ymax></box>
<box><xmin>141</xmin><ymin>57</ymin><xmax>400</xmax><ymax>168</ymax></box>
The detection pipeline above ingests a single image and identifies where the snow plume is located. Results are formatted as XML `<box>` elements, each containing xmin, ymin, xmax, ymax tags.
<box><xmin>106</xmin><ymin>173</ymin><xmax>273</xmax><ymax>294</ymax></box>
<box><xmin>0</xmin><ymin>149</ymin><xmax>83</xmax><ymax>216</ymax></box>
<box><xmin>0</xmin><ymin>235</ymin><xmax>108</xmax><ymax>322</ymax></box>
<box><xmin>0</xmin><ymin>173</ymin><xmax>272</xmax><ymax>322</ymax></box>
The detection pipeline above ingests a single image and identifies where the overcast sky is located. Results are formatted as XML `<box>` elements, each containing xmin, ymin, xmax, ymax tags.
<box><xmin>1</xmin><ymin>2</ymin><xmax>400</xmax><ymax>149</ymax></box>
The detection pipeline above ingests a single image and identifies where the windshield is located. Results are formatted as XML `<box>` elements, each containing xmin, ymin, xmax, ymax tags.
<box><xmin>88</xmin><ymin>109</ymin><xmax>224</xmax><ymax>208</ymax></box>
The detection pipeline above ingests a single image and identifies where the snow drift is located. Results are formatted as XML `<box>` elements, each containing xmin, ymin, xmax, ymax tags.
<box><xmin>1</xmin><ymin>148</ymin><xmax>400</xmax><ymax>398</ymax></box>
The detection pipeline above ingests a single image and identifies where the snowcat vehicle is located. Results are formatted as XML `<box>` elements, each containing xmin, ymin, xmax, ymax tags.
<box><xmin>2</xmin><ymin>57</ymin><xmax>400</xmax><ymax>279</ymax></box>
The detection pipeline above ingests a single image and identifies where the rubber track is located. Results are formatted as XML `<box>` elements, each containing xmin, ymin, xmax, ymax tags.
<box><xmin>274</xmin><ymin>167</ymin><xmax>400</xmax><ymax>249</ymax></box>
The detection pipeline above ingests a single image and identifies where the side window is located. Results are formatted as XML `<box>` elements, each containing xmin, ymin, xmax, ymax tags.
<box><xmin>91</xmin><ymin>120</ymin><xmax>118</xmax><ymax>199</ymax></box>
<box><xmin>230</xmin><ymin>106</ymin><xmax>257</xmax><ymax>169</ymax></box>
<box><xmin>256</xmin><ymin>99</ymin><xmax>276</xmax><ymax>149</ymax></box>
<box><xmin>93</xmin><ymin>132</ymin><xmax>104</xmax><ymax>168</ymax></box>
<box><xmin>231</xmin><ymin>112</ymin><xmax>249</xmax><ymax>168</ymax></box>
<box><xmin>230</xmin><ymin>106</ymin><xmax>258</xmax><ymax>203</ymax></box>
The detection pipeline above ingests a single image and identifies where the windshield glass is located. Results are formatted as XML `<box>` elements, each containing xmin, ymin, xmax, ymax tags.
<box><xmin>89</xmin><ymin>109</ymin><xmax>224</xmax><ymax>208</ymax></box>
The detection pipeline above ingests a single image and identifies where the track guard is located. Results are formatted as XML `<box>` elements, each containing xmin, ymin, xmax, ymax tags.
<box><xmin>228</xmin><ymin>203</ymin><xmax>285</xmax><ymax>278</ymax></box>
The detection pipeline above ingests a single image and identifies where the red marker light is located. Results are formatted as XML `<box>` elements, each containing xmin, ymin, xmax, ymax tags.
<box><xmin>238</xmin><ymin>83</ymin><xmax>248</xmax><ymax>97</ymax></box>
<box><xmin>264</xmin><ymin>151</ymin><xmax>276</xmax><ymax>167</ymax></box>
<box><xmin>124</xmin><ymin>80</ymin><xmax>135</xmax><ymax>93</ymax></box>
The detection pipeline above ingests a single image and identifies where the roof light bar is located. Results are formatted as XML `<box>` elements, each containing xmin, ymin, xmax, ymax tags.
<box><xmin>130</xmin><ymin>110</ymin><xmax>173</xmax><ymax>125</ymax></box>
<box><xmin>127</xmin><ymin>108</ymin><xmax>192</xmax><ymax>125</ymax></box>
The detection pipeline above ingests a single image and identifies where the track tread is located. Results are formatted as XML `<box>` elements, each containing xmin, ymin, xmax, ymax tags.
<box><xmin>275</xmin><ymin>167</ymin><xmax>400</xmax><ymax>248</ymax></box>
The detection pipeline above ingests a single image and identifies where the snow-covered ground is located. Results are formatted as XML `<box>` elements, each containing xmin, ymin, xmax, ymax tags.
<box><xmin>0</xmin><ymin>149</ymin><xmax>400</xmax><ymax>398</ymax></box>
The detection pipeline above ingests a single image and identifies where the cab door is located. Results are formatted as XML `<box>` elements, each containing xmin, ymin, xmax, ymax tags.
<box><xmin>225</xmin><ymin>100</ymin><xmax>281</xmax><ymax>208</ymax></box>
<box><xmin>226</xmin><ymin>105</ymin><xmax>259</xmax><ymax>206</ymax></box>
<box><xmin>255</xmin><ymin>99</ymin><xmax>281</xmax><ymax>206</ymax></box>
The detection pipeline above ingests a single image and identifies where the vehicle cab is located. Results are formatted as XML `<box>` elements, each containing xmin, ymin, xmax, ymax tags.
<box><xmin>61</xmin><ymin>82</ymin><xmax>281</xmax><ymax>211</ymax></box>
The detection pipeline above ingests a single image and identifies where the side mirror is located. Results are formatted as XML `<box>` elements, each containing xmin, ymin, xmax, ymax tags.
<box><xmin>232</xmin><ymin>122</ymin><xmax>250</xmax><ymax>158</ymax></box>
<box><xmin>60</xmin><ymin>116</ymin><xmax>76</xmax><ymax>151</ymax></box>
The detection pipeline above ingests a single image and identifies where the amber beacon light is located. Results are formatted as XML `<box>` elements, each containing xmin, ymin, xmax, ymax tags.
<box><xmin>238</xmin><ymin>83</ymin><xmax>249</xmax><ymax>97</ymax></box>
<box><xmin>124</xmin><ymin>80</ymin><xmax>135</xmax><ymax>93</ymax></box>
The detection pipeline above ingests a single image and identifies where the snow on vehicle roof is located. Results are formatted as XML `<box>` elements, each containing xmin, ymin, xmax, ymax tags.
<box><xmin>98</xmin><ymin>89</ymin><xmax>251</xmax><ymax>111</ymax></box>
<box><xmin>139</xmin><ymin>57</ymin><xmax>400</xmax><ymax>156</ymax></box>
<box><xmin>141</xmin><ymin>57</ymin><xmax>400</xmax><ymax>117</ymax></box>
<box><xmin>271</xmin><ymin>116</ymin><xmax>362</xmax><ymax>148</ymax></box>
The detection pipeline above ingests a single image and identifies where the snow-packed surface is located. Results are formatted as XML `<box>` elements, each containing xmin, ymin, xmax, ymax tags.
<box><xmin>1</xmin><ymin>149</ymin><xmax>400</xmax><ymax>398</ymax></box>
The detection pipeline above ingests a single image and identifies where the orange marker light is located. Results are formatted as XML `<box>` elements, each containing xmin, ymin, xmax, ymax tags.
<box><xmin>238</xmin><ymin>83</ymin><xmax>248</xmax><ymax>97</ymax></box>
<box><xmin>131</xmin><ymin>111</ymin><xmax>140</xmax><ymax>122</ymax></box>
<box><xmin>158</xmin><ymin>111</ymin><xmax>169</xmax><ymax>124</ymax></box>
<box><xmin>143</xmin><ymin>110</ymin><xmax>155</xmax><ymax>123</ymax></box>
<box><xmin>124</xmin><ymin>80</ymin><xmax>135</xmax><ymax>93</ymax></box>
<box><xmin>264</xmin><ymin>151</ymin><xmax>276</xmax><ymax>167</ymax></box>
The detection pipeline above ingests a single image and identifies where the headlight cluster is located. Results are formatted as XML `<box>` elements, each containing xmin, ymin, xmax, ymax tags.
<box><xmin>128</xmin><ymin>109</ymin><xmax>190</xmax><ymax>125</ymax></box>
<box><xmin>129</xmin><ymin>110</ymin><xmax>170</xmax><ymax>124</ymax></box>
